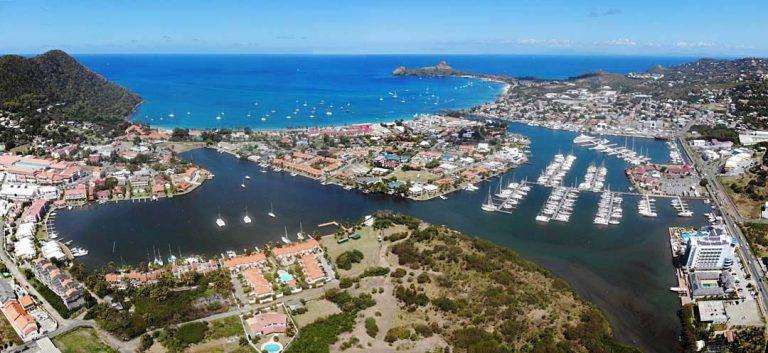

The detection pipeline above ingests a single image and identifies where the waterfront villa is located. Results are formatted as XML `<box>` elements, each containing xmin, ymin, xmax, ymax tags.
<box><xmin>223</xmin><ymin>252</ymin><xmax>268</xmax><ymax>271</ymax></box>
<box><xmin>104</xmin><ymin>269</ymin><xmax>164</xmax><ymax>290</ymax></box>
<box><xmin>172</xmin><ymin>259</ymin><xmax>220</xmax><ymax>277</ymax></box>
<box><xmin>246</xmin><ymin>312</ymin><xmax>288</xmax><ymax>337</ymax></box>
<box><xmin>20</xmin><ymin>198</ymin><xmax>47</xmax><ymax>223</ymax></box>
<box><xmin>271</xmin><ymin>238</ymin><xmax>321</xmax><ymax>266</ymax></box>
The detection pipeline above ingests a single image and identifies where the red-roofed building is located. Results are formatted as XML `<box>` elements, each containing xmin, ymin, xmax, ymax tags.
<box><xmin>20</xmin><ymin>199</ymin><xmax>47</xmax><ymax>223</ymax></box>
<box><xmin>242</xmin><ymin>268</ymin><xmax>274</xmax><ymax>300</ymax></box>
<box><xmin>246</xmin><ymin>312</ymin><xmax>288</xmax><ymax>337</ymax></box>
<box><xmin>223</xmin><ymin>253</ymin><xmax>267</xmax><ymax>271</ymax></box>
<box><xmin>298</xmin><ymin>254</ymin><xmax>326</xmax><ymax>285</ymax></box>
<box><xmin>271</xmin><ymin>239</ymin><xmax>320</xmax><ymax>266</ymax></box>
<box><xmin>1</xmin><ymin>300</ymin><xmax>39</xmax><ymax>341</ymax></box>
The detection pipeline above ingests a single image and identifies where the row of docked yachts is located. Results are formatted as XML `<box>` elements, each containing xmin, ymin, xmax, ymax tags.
<box><xmin>537</xmin><ymin>153</ymin><xmax>576</xmax><ymax>187</ymax></box>
<box><xmin>535</xmin><ymin>186</ymin><xmax>579</xmax><ymax>223</ymax></box>
<box><xmin>578</xmin><ymin>163</ymin><xmax>607</xmax><ymax>192</ymax></box>
<box><xmin>481</xmin><ymin>177</ymin><xmax>532</xmax><ymax>212</ymax></box>
<box><xmin>594</xmin><ymin>190</ymin><xmax>623</xmax><ymax>225</ymax></box>
<box><xmin>573</xmin><ymin>134</ymin><xmax>651</xmax><ymax>165</ymax></box>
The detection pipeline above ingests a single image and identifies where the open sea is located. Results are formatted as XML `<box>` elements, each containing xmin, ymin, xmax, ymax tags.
<box><xmin>60</xmin><ymin>55</ymin><xmax>702</xmax><ymax>353</ymax></box>
<box><xmin>76</xmin><ymin>54</ymin><xmax>694</xmax><ymax>129</ymax></box>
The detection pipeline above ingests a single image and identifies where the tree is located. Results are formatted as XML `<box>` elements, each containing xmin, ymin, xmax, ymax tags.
<box><xmin>139</xmin><ymin>334</ymin><xmax>154</xmax><ymax>351</ymax></box>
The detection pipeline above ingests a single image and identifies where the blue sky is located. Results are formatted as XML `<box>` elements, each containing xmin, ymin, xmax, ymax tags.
<box><xmin>1</xmin><ymin>0</ymin><xmax>766</xmax><ymax>56</ymax></box>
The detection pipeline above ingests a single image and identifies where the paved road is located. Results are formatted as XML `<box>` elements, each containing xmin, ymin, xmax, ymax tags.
<box><xmin>678</xmin><ymin>135</ymin><xmax>768</xmax><ymax>319</ymax></box>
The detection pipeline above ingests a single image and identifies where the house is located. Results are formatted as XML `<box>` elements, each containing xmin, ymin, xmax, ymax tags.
<box><xmin>298</xmin><ymin>254</ymin><xmax>326</xmax><ymax>285</ymax></box>
<box><xmin>246</xmin><ymin>312</ymin><xmax>288</xmax><ymax>337</ymax></box>
<box><xmin>21</xmin><ymin>199</ymin><xmax>48</xmax><ymax>223</ymax></box>
<box><xmin>242</xmin><ymin>268</ymin><xmax>274</xmax><ymax>299</ymax></box>
<box><xmin>1</xmin><ymin>300</ymin><xmax>39</xmax><ymax>341</ymax></box>
<box><xmin>223</xmin><ymin>253</ymin><xmax>268</xmax><ymax>271</ymax></box>
<box><xmin>271</xmin><ymin>239</ymin><xmax>321</xmax><ymax>265</ymax></box>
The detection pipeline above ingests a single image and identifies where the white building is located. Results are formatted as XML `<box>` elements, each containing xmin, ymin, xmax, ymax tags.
<box><xmin>738</xmin><ymin>130</ymin><xmax>768</xmax><ymax>146</ymax></box>
<box><xmin>723</xmin><ymin>152</ymin><xmax>753</xmax><ymax>173</ymax></box>
<box><xmin>685</xmin><ymin>229</ymin><xmax>735</xmax><ymax>272</ymax></box>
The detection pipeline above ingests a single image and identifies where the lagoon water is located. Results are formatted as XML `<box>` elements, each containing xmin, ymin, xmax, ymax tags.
<box><xmin>57</xmin><ymin>55</ymin><xmax>702</xmax><ymax>352</ymax></box>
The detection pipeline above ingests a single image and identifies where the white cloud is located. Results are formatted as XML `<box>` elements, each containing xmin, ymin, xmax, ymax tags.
<box><xmin>604</xmin><ymin>38</ymin><xmax>637</xmax><ymax>46</ymax></box>
<box><xmin>673</xmin><ymin>41</ymin><xmax>714</xmax><ymax>48</ymax></box>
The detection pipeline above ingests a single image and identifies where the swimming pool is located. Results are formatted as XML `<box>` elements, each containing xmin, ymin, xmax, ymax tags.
<box><xmin>261</xmin><ymin>342</ymin><xmax>283</xmax><ymax>353</ymax></box>
<box><xmin>277</xmin><ymin>270</ymin><xmax>294</xmax><ymax>283</ymax></box>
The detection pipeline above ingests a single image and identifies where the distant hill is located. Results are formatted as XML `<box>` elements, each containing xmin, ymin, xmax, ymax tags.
<box><xmin>0</xmin><ymin>50</ymin><xmax>141</xmax><ymax>127</ymax></box>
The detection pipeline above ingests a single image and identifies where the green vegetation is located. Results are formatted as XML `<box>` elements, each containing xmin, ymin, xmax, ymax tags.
<box><xmin>740</xmin><ymin>223</ymin><xmax>768</xmax><ymax>257</ymax></box>
<box><xmin>381</xmin><ymin>213</ymin><xmax>641</xmax><ymax>352</ymax></box>
<box><xmin>285</xmin><ymin>290</ymin><xmax>376</xmax><ymax>353</ymax></box>
<box><xmin>156</xmin><ymin>321</ymin><xmax>209</xmax><ymax>352</ymax></box>
<box><xmin>53</xmin><ymin>328</ymin><xmax>117</xmax><ymax>353</ymax></box>
<box><xmin>364</xmin><ymin>317</ymin><xmax>379</xmax><ymax>338</ymax></box>
<box><xmin>85</xmin><ymin>270</ymin><xmax>232</xmax><ymax>339</ymax></box>
<box><xmin>689</xmin><ymin>125</ymin><xmax>739</xmax><ymax>144</ymax></box>
<box><xmin>0</xmin><ymin>50</ymin><xmax>141</xmax><ymax>149</ymax></box>
<box><xmin>335</xmin><ymin>250</ymin><xmax>364</xmax><ymax>270</ymax></box>
<box><xmin>206</xmin><ymin>315</ymin><xmax>244</xmax><ymax>340</ymax></box>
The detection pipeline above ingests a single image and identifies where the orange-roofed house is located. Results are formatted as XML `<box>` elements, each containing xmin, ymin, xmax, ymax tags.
<box><xmin>1</xmin><ymin>300</ymin><xmax>39</xmax><ymax>341</ymax></box>
<box><xmin>223</xmin><ymin>253</ymin><xmax>268</xmax><ymax>271</ymax></box>
<box><xmin>246</xmin><ymin>312</ymin><xmax>288</xmax><ymax>337</ymax></box>
<box><xmin>271</xmin><ymin>238</ymin><xmax>321</xmax><ymax>266</ymax></box>
<box><xmin>299</xmin><ymin>254</ymin><xmax>326</xmax><ymax>286</ymax></box>
<box><xmin>242</xmin><ymin>268</ymin><xmax>274</xmax><ymax>300</ymax></box>
<box><xmin>18</xmin><ymin>295</ymin><xmax>34</xmax><ymax>310</ymax></box>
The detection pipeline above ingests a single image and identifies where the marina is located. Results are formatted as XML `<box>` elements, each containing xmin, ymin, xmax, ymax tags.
<box><xmin>481</xmin><ymin>178</ymin><xmax>531</xmax><ymax>213</ymax></box>
<box><xmin>638</xmin><ymin>195</ymin><xmax>658</xmax><ymax>217</ymax></box>
<box><xmin>578</xmin><ymin>163</ymin><xmax>607</xmax><ymax>192</ymax></box>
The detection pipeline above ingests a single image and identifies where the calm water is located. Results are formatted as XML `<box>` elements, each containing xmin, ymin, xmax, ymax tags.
<box><xmin>75</xmin><ymin>55</ymin><xmax>694</xmax><ymax>130</ymax></box>
<box><xmin>54</xmin><ymin>123</ymin><xmax>706</xmax><ymax>353</ymax></box>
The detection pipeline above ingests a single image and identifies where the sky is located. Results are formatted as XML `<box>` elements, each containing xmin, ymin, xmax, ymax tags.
<box><xmin>1</xmin><ymin>0</ymin><xmax>767</xmax><ymax>56</ymax></box>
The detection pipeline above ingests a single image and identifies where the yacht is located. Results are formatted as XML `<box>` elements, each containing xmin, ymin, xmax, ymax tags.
<box><xmin>297</xmin><ymin>222</ymin><xmax>305</xmax><ymax>240</ymax></box>
<box><xmin>268</xmin><ymin>203</ymin><xmax>276</xmax><ymax>218</ymax></box>
<box><xmin>480</xmin><ymin>188</ymin><xmax>497</xmax><ymax>212</ymax></box>
<box><xmin>71</xmin><ymin>247</ymin><xmax>89</xmax><ymax>257</ymax></box>
<box><xmin>245</xmin><ymin>175</ymin><xmax>251</xmax><ymax>180</ymax></box>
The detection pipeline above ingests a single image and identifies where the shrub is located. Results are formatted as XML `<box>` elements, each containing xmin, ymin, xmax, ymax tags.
<box><xmin>178</xmin><ymin>322</ymin><xmax>207</xmax><ymax>345</ymax></box>
<box><xmin>336</xmin><ymin>250</ymin><xmax>364</xmax><ymax>270</ymax></box>
<box><xmin>384</xmin><ymin>326</ymin><xmax>411</xmax><ymax>343</ymax></box>
<box><xmin>365</xmin><ymin>317</ymin><xmax>379</xmax><ymax>338</ymax></box>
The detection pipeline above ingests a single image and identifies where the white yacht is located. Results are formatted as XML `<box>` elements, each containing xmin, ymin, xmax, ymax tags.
<box><xmin>281</xmin><ymin>227</ymin><xmax>291</xmax><ymax>244</ymax></box>
<box><xmin>243</xmin><ymin>206</ymin><xmax>252</xmax><ymax>224</ymax></box>
<box><xmin>268</xmin><ymin>203</ymin><xmax>276</xmax><ymax>218</ymax></box>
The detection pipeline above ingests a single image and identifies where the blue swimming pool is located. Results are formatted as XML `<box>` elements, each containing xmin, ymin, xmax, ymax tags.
<box><xmin>277</xmin><ymin>270</ymin><xmax>294</xmax><ymax>283</ymax></box>
<box><xmin>262</xmin><ymin>343</ymin><xmax>282</xmax><ymax>353</ymax></box>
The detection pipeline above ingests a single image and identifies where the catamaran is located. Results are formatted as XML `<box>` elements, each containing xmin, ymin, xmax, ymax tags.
<box><xmin>216</xmin><ymin>208</ymin><xmax>226</xmax><ymax>227</ymax></box>
<box><xmin>243</xmin><ymin>206</ymin><xmax>252</xmax><ymax>224</ymax></box>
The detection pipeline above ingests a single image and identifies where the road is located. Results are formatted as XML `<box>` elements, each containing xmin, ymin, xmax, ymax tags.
<box><xmin>677</xmin><ymin>134</ymin><xmax>768</xmax><ymax>320</ymax></box>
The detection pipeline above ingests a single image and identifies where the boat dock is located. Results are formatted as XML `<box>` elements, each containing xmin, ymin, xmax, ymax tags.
<box><xmin>672</xmin><ymin>196</ymin><xmax>694</xmax><ymax>217</ymax></box>
<box><xmin>593</xmin><ymin>190</ymin><xmax>623</xmax><ymax>225</ymax></box>
<box><xmin>480</xmin><ymin>179</ymin><xmax>531</xmax><ymax>213</ymax></box>
<box><xmin>573</xmin><ymin>134</ymin><xmax>651</xmax><ymax>165</ymax></box>
<box><xmin>578</xmin><ymin>163</ymin><xmax>607</xmax><ymax>192</ymax></box>
<box><xmin>638</xmin><ymin>194</ymin><xmax>657</xmax><ymax>217</ymax></box>
<box><xmin>535</xmin><ymin>186</ymin><xmax>579</xmax><ymax>223</ymax></box>
<box><xmin>536</xmin><ymin>153</ymin><xmax>576</xmax><ymax>187</ymax></box>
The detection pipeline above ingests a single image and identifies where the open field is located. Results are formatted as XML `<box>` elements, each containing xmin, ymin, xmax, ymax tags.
<box><xmin>294</xmin><ymin>299</ymin><xmax>342</xmax><ymax>327</ymax></box>
<box><xmin>321</xmin><ymin>226</ymin><xmax>396</xmax><ymax>277</ymax></box>
<box><xmin>721</xmin><ymin>175</ymin><xmax>766</xmax><ymax>218</ymax></box>
<box><xmin>53</xmin><ymin>328</ymin><xmax>117</xmax><ymax>353</ymax></box>
<box><xmin>0</xmin><ymin>313</ymin><xmax>22</xmax><ymax>346</ymax></box>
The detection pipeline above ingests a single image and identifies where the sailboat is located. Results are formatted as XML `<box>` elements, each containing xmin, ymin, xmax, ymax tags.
<box><xmin>481</xmin><ymin>187</ymin><xmax>497</xmax><ymax>212</ymax></box>
<box><xmin>243</xmin><ymin>205</ymin><xmax>252</xmax><ymax>224</ymax></box>
<box><xmin>296</xmin><ymin>221</ymin><xmax>305</xmax><ymax>240</ymax></box>
<box><xmin>216</xmin><ymin>208</ymin><xmax>226</xmax><ymax>227</ymax></box>
<box><xmin>281</xmin><ymin>227</ymin><xmax>291</xmax><ymax>244</ymax></box>
<box><xmin>241</xmin><ymin>178</ymin><xmax>246</xmax><ymax>188</ymax></box>
<box><xmin>267</xmin><ymin>203</ymin><xmax>276</xmax><ymax>218</ymax></box>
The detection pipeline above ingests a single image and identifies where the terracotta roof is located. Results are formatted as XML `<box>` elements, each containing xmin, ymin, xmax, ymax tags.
<box><xmin>223</xmin><ymin>253</ymin><xmax>267</xmax><ymax>269</ymax></box>
<box><xmin>271</xmin><ymin>238</ymin><xmax>319</xmax><ymax>257</ymax></box>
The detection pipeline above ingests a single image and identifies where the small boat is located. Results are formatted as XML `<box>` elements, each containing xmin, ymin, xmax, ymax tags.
<box><xmin>296</xmin><ymin>221</ymin><xmax>305</xmax><ymax>240</ymax></box>
<box><xmin>71</xmin><ymin>247</ymin><xmax>89</xmax><ymax>257</ymax></box>
<box><xmin>268</xmin><ymin>203</ymin><xmax>276</xmax><ymax>218</ymax></box>
<box><xmin>439</xmin><ymin>195</ymin><xmax>447</xmax><ymax>200</ymax></box>
<box><xmin>245</xmin><ymin>175</ymin><xmax>251</xmax><ymax>180</ymax></box>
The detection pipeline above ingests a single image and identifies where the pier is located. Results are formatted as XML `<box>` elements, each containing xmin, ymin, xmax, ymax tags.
<box><xmin>536</xmin><ymin>186</ymin><xmax>579</xmax><ymax>223</ymax></box>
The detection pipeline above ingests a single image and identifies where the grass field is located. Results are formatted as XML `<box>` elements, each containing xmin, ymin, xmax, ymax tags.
<box><xmin>294</xmin><ymin>299</ymin><xmax>342</xmax><ymax>327</ymax></box>
<box><xmin>721</xmin><ymin>175</ymin><xmax>766</xmax><ymax>218</ymax></box>
<box><xmin>321</xmin><ymin>225</ymin><xmax>401</xmax><ymax>277</ymax></box>
<box><xmin>53</xmin><ymin>328</ymin><xmax>117</xmax><ymax>353</ymax></box>
<box><xmin>0</xmin><ymin>313</ymin><xmax>22</xmax><ymax>346</ymax></box>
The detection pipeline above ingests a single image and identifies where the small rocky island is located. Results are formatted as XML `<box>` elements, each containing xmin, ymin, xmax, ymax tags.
<box><xmin>392</xmin><ymin>60</ymin><xmax>466</xmax><ymax>77</ymax></box>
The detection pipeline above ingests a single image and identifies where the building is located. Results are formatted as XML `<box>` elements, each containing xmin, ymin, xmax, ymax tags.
<box><xmin>685</xmin><ymin>230</ymin><xmax>735</xmax><ymax>272</ymax></box>
<box><xmin>223</xmin><ymin>253</ymin><xmax>267</xmax><ymax>271</ymax></box>
<box><xmin>738</xmin><ymin>130</ymin><xmax>768</xmax><ymax>146</ymax></box>
<box><xmin>271</xmin><ymin>239</ymin><xmax>321</xmax><ymax>265</ymax></box>
<box><xmin>246</xmin><ymin>312</ymin><xmax>288</xmax><ymax>337</ymax></box>
<box><xmin>688</xmin><ymin>270</ymin><xmax>737</xmax><ymax>299</ymax></box>
<box><xmin>20</xmin><ymin>199</ymin><xmax>47</xmax><ymax>223</ymax></box>
<box><xmin>1</xmin><ymin>300</ymin><xmax>39</xmax><ymax>341</ymax></box>
<box><xmin>298</xmin><ymin>254</ymin><xmax>326</xmax><ymax>285</ymax></box>
<box><xmin>697</xmin><ymin>301</ymin><xmax>728</xmax><ymax>324</ymax></box>
<box><xmin>242</xmin><ymin>268</ymin><xmax>274</xmax><ymax>300</ymax></box>
<box><xmin>30</xmin><ymin>258</ymin><xmax>85</xmax><ymax>310</ymax></box>
<box><xmin>104</xmin><ymin>270</ymin><xmax>164</xmax><ymax>290</ymax></box>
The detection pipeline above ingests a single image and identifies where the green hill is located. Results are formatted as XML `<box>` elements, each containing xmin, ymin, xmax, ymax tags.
<box><xmin>0</xmin><ymin>50</ymin><xmax>141</xmax><ymax>127</ymax></box>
